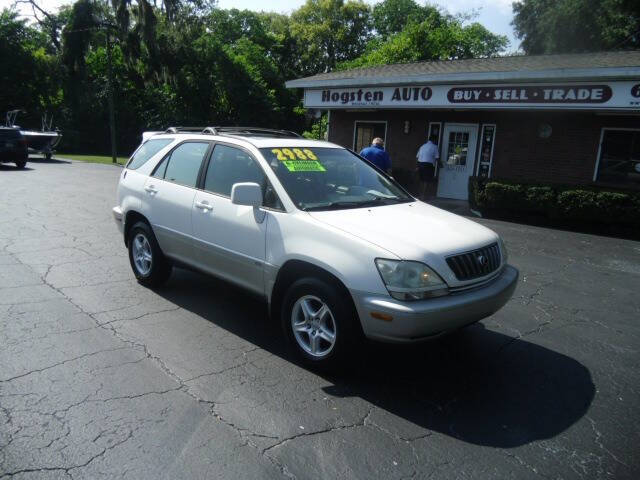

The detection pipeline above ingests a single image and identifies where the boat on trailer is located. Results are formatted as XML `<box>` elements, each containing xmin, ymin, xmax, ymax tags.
<box><xmin>5</xmin><ymin>110</ymin><xmax>62</xmax><ymax>160</ymax></box>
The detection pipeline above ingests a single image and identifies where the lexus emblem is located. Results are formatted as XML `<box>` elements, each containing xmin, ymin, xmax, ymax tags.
<box><xmin>476</xmin><ymin>254</ymin><xmax>488</xmax><ymax>266</ymax></box>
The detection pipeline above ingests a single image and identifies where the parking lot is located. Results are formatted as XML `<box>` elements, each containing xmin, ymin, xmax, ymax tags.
<box><xmin>1</xmin><ymin>158</ymin><xmax>638</xmax><ymax>479</ymax></box>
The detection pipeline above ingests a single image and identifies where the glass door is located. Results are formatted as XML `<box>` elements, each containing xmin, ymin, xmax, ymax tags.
<box><xmin>436</xmin><ymin>124</ymin><xmax>479</xmax><ymax>200</ymax></box>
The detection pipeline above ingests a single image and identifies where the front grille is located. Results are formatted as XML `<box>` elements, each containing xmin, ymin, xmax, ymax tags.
<box><xmin>446</xmin><ymin>243</ymin><xmax>501</xmax><ymax>281</ymax></box>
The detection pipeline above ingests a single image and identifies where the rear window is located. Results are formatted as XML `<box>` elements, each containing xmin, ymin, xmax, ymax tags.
<box><xmin>126</xmin><ymin>139</ymin><xmax>173</xmax><ymax>170</ymax></box>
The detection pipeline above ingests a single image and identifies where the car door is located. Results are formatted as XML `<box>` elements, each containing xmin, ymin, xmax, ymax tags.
<box><xmin>142</xmin><ymin>141</ymin><xmax>211</xmax><ymax>264</ymax></box>
<box><xmin>192</xmin><ymin>143</ymin><xmax>278</xmax><ymax>295</ymax></box>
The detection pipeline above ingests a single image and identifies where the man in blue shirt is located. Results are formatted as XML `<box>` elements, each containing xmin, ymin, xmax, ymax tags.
<box><xmin>359</xmin><ymin>138</ymin><xmax>391</xmax><ymax>174</ymax></box>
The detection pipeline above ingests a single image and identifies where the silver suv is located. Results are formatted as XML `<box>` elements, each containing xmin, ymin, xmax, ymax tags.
<box><xmin>113</xmin><ymin>127</ymin><xmax>518</xmax><ymax>368</ymax></box>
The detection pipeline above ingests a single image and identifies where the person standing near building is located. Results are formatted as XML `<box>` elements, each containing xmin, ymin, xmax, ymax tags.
<box><xmin>359</xmin><ymin>137</ymin><xmax>391</xmax><ymax>174</ymax></box>
<box><xmin>416</xmin><ymin>134</ymin><xmax>440</xmax><ymax>200</ymax></box>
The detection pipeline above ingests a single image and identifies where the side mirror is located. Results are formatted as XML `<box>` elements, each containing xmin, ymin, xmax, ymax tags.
<box><xmin>231</xmin><ymin>182</ymin><xmax>262</xmax><ymax>207</ymax></box>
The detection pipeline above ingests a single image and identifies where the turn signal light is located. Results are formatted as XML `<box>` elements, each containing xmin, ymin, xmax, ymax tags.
<box><xmin>370</xmin><ymin>311</ymin><xmax>393</xmax><ymax>322</ymax></box>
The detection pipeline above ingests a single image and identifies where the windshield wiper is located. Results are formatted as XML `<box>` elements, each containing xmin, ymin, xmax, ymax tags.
<box><xmin>302</xmin><ymin>201</ymin><xmax>364</xmax><ymax>211</ymax></box>
<box><xmin>302</xmin><ymin>197</ymin><xmax>405</xmax><ymax>211</ymax></box>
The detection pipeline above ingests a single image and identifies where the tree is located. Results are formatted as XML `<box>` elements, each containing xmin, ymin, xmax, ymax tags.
<box><xmin>3</xmin><ymin>0</ymin><xmax>511</xmax><ymax>155</ymax></box>
<box><xmin>0</xmin><ymin>9</ymin><xmax>60</xmax><ymax>125</ymax></box>
<box><xmin>340</xmin><ymin>11</ymin><xmax>508</xmax><ymax>69</ymax></box>
<box><xmin>290</xmin><ymin>0</ymin><xmax>372</xmax><ymax>75</ymax></box>
<box><xmin>14</xmin><ymin>0</ymin><xmax>73</xmax><ymax>52</ymax></box>
<box><xmin>372</xmin><ymin>0</ymin><xmax>437</xmax><ymax>38</ymax></box>
<box><xmin>302</xmin><ymin>113</ymin><xmax>328</xmax><ymax>139</ymax></box>
<box><xmin>257</xmin><ymin>12</ymin><xmax>301</xmax><ymax>79</ymax></box>
<box><xmin>512</xmin><ymin>0</ymin><xmax>640</xmax><ymax>54</ymax></box>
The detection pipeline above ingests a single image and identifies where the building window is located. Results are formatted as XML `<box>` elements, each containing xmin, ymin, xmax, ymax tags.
<box><xmin>353</xmin><ymin>121</ymin><xmax>387</xmax><ymax>153</ymax></box>
<box><xmin>477</xmin><ymin>124</ymin><xmax>496</xmax><ymax>178</ymax></box>
<box><xmin>595</xmin><ymin>129</ymin><xmax>640</xmax><ymax>187</ymax></box>
<box><xmin>445</xmin><ymin>131</ymin><xmax>470</xmax><ymax>166</ymax></box>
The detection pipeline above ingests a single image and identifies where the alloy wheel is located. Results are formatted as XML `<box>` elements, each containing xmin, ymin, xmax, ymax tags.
<box><xmin>132</xmin><ymin>233</ymin><xmax>153</xmax><ymax>276</ymax></box>
<box><xmin>291</xmin><ymin>295</ymin><xmax>337</xmax><ymax>358</ymax></box>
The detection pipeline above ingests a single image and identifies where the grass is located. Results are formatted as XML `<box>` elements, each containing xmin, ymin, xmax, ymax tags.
<box><xmin>55</xmin><ymin>154</ymin><xmax>128</xmax><ymax>165</ymax></box>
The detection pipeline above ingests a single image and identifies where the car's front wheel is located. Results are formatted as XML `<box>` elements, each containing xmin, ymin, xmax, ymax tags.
<box><xmin>127</xmin><ymin>221</ymin><xmax>172</xmax><ymax>287</ymax></box>
<box><xmin>15</xmin><ymin>159</ymin><xmax>26</xmax><ymax>169</ymax></box>
<box><xmin>281</xmin><ymin>277</ymin><xmax>360</xmax><ymax>369</ymax></box>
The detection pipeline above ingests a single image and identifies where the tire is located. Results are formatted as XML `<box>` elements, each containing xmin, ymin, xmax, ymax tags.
<box><xmin>45</xmin><ymin>152</ymin><xmax>52</xmax><ymax>160</ymax></box>
<box><xmin>127</xmin><ymin>221</ymin><xmax>172</xmax><ymax>287</ymax></box>
<box><xmin>15</xmin><ymin>159</ymin><xmax>26</xmax><ymax>169</ymax></box>
<box><xmin>281</xmin><ymin>277</ymin><xmax>360</xmax><ymax>370</ymax></box>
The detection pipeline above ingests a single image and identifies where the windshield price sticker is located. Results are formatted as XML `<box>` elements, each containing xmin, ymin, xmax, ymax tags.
<box><xmin>271</xmin><ymin>148</ymin><xmax>326</xmax><ymax>172</ymax></box>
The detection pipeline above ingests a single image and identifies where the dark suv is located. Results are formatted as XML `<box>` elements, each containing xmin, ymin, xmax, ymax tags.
<box><xmin>0</xmin><ymin>127</ymin><xmax>28</xmax><ymax>169</ymax></box>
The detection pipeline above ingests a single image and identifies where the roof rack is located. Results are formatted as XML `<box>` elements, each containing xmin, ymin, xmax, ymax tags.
<box><xmin>206</xmin><ymin>126</ymin><xmax>302</xmax><ymax>138</ymax></box>
<box><xmin>164</xmin><ymin>126</ymin><xmax>301</xmax><ymax>138</ymax></box>
<box><xmin>164</xmin><ymin>126</ymin><xmax>207</xmax><ymax>134</ymax></box>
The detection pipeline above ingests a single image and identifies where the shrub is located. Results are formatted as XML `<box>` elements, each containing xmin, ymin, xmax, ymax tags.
<box><xmin>484</xmin><ymin>182</ymin><xmax>527</xmax><ymax>210</ymax></box>
<box><xmin>526</xmin><ymin>186</ymin><xmax>556</xmax><ymax>212</ymax></box>
<box><xmin>556</xmin><ymin>190</ymin><xmax>598</xmax><ymax>220</ymax></box>
<box><xmin>468</xmin><ymin>177</ymin><xmax>487</xmax><ymax>209</ymax></box>
<box><xmin>595</xmin><ymin>191</ymin><xmax>632</xmax><ymax>223</ymax></box>
<box><xmin>468</xmin><ymin>176</ymin><xmax>640</xmax><ymax>228</ymax></box>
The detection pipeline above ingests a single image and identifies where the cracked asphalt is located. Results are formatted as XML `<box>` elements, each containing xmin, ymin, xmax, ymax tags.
<box><xmin>1</xmin><ymin>158</ymin><xmax>639</xmax><ymax>479</ymax></box>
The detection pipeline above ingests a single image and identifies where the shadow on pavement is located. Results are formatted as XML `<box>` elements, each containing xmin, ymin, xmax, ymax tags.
<box><xmin>27</xmin><ymin>157</ymin><xmax>71</xmax><ymax>164</ymax></box>
<box><xmin>159</xmin><ymin>267</ymin><xmax>595</xmax><ymax>449</ymax></box>
<box><xmin>0</xmin><ymin>164</ymin><xmax>34</xmax><ymax>171</ymax></box>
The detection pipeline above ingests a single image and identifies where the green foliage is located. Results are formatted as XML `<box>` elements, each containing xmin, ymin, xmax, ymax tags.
<box><xmin>512</xmin><ymin>0</ymin><xmax>640</xmax><ymax>54</ymax></box>
<box><xmin>484</xmin><ymin>182</ymin><xmax>527</xmax><ymax>209</ymax></box>
<box><xmin>0</xmin><ymin>9</ymin><xmax>60</xmax><ymax>125</ymax></box>
<box><xmin>469</xmin><ymin>177</ymin><xmax>640</xmax><ymax>226</ymax></box>
<box><xmin>525</xmin><ymin>186</ymin><xmax>556</xmax><ymax>211</ymax></box>
<box><xmin>302</xmin><ymin>114</ymin><xmax>328</xmax><ymax>139</ymax></box>
<box><xmin>339</xmin><ymin>8</ymin><xmax>508</xmax><ymax>69</ymax></box>
<box><xmin>2</xmin><ymin>0</ymin><xmax>510</xmax><ymax>155</ymax></box>
<box><xmin>372</xmin><ymin>0</ymin><xmax>434</xmax><ymax>38</ymax></box>
<box><xmin>290</xmin><ymin>0</ymin><xmax>372</xmax><ymax>74</ymax></box>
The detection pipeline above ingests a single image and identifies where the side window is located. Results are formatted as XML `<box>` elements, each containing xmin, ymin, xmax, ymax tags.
<box><xmin>162</xmin><ymin>142</ymin><xmax>210</xmax><ymax>187</ymax></box>
<box><xmin>263</xmin><ymin>183</ymin><xmax>283</xmax><ymax>210</ymax></box>
<box><xmin>204</xmin><ymin>144</ymin><xmax>265</xmax><ymax>194</ymax></box>
<box><xmin>151</xmin><ymin>156</ymin><xmax>168</xmax><ymax>179</ymax></box>
<box><xmin>127</xmin><ymin>139</ymin><xmax>173</xmax><ymax>170</ymax></box>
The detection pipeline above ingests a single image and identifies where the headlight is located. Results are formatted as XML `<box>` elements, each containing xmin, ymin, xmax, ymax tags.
<box><xmin>498</xmin><ymin>237</ymin><xmax>508</xmax><ymax>264</ymax></box>
<box><xmin>375</xmin><ymin>259</ymin><xmax>448</xmax><ymax>301</ymax></box>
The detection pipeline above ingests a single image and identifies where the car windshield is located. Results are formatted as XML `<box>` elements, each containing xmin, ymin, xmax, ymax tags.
<box><xmin>259</xmin><ymin>147</ymin><xmax>413</xmax><ymax>211</ymax></box>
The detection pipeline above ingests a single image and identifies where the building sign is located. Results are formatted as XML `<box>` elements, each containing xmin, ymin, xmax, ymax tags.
<box><xmin>318</xmin><ymin>87</ymin><xmax>431</xmax><ymax>106</ymax></box>
<box><xmin>304</xmin><ymin>81</ymin><xmax>640</xmax><ymax>110</ymax></box>
<box><xmin>447</xmin><ymin>85</ymin><xmax>612</xmax><ymax>103</ymax></box>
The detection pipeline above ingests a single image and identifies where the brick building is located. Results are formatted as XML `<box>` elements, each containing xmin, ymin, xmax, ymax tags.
<box><xmin>286</xmin><ymin>51</ymin><xmax>640</xmax><ymax>200</ymax></box>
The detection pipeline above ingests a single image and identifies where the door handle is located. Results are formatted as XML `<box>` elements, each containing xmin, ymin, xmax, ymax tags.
<box><xmin>144</xmin><ymin>185</ymin><xmax>158</xmax><ymax>194</ymax></box>
<box><xmin>195</xmin><ymin>201</ymin><xmax>212</xmax><ymax>211</ymax></box>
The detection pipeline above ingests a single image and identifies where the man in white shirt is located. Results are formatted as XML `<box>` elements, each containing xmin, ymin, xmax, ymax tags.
<box><xmin>416</xmin><ymin>134</ymin><xmax>440</xmax><ymax>200</ymax></box>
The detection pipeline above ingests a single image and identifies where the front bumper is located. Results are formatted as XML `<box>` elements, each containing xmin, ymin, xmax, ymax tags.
<box><xmin>112</xmin><ymin>206</ymin><xmax>124</xmax><ymax>234</ymax></box>
<box><xmin>351</xmin><ymin>265</ymin><xmax>519</xmax><ymax>343</ymax></box>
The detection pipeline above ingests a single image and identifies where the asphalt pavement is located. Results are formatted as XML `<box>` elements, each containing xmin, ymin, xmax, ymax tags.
<box><xmin>1</xmin><ymin>158</ymin><xmax>638</xmax><ymax>479</ymax></box>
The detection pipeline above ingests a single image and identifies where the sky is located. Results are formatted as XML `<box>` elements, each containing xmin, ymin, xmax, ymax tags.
<box><xmin>8</xmin><ymin>0</ymin><xmax>520</xmax><ymax>51</ymax></box>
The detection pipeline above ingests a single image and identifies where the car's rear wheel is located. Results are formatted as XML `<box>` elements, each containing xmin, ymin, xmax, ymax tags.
<box><xmin>127</xmin><ymin>221</ymin><xmax>172</xmax><ymax>287</ymax></box>
<box><xmin>281</xmin><ymin>277</ymin><xmax>359</xmax><ymax>369</ymax></box>
<box><xmin>15</xmin><ymin>159</ymin><xmax>26</xmax><ymax>169</ymax></box>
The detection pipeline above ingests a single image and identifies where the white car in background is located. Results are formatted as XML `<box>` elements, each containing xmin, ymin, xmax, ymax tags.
<box><xmin>113</xmin><ymin>127</ymin><xmax>518</xmax><ymax>368</ymax></box>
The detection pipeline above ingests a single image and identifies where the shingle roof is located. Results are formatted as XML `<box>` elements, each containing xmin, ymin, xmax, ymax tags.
<box><xmin>286</xmin><ymin>51</ymin><xmax>640</xmax><ymax>88</ymax></box>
